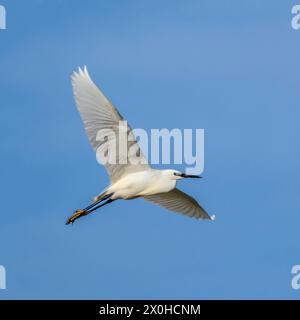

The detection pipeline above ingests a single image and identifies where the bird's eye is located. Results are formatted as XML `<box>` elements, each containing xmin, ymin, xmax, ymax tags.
<box><xmin>173</xmin><ymin>172</ymin><xmax>178</xmax><ymax>176</ymax></box>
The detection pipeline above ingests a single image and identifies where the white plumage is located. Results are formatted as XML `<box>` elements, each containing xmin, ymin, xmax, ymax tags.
<box><xmin>66</xmin><ymin>67</ymin><xmax>214</xmax><ymax>224</ymax></box>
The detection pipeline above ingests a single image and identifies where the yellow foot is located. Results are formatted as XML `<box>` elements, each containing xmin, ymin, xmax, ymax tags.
<box><xmin>66</xmin><ymin>209</ymin><xmax>88</xmax><ymax>225</ymax></box>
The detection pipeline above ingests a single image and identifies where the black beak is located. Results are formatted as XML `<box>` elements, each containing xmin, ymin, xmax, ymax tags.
<box><xmin>181</xmin><ymin>173</ymin><xmax>202</xmax><ymax>178</ymax></box>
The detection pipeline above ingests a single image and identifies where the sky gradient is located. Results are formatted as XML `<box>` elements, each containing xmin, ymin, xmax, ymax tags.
<box><xmin>0</xmin><ymin>0</ymin><xmax>300</xmax><ymax>299</ymax></box>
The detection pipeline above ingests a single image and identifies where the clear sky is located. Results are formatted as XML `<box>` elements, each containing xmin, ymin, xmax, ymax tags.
<box><xmin>0</xmin><ymin>0</ymin><xmax>300</xmax><ymax>299</ymax></box>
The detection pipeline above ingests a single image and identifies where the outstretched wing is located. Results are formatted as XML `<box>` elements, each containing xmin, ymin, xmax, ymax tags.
<box><xmin>144</xmin><ymin>188</ymin><xmax>214</xmax><ymax>220</ymax></box>
<box><xmin>71</xmin><ymin>67</ymin><xmax>149</xmax><ymax>183</ymax></box>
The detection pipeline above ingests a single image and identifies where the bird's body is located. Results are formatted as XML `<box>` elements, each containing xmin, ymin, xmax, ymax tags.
<box><xmin>66</xmin><ymin>67</ymin><xmax>214</xmax><ymax>224</ymax></box>
<box><xmin>105</xmin><ymin>169</ymin><xmax>176</xmax><ymax>200</ymax></box>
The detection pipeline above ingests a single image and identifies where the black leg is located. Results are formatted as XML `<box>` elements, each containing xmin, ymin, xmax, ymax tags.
<box><xmin>84</xmin><ymin>193</ymin><xmax>112</xmax><ymax>211</ymax></box>
<box><xmin>86</xmin><ymin>198</ymin><xmax>115</xmax><ymax>214</ymax></box>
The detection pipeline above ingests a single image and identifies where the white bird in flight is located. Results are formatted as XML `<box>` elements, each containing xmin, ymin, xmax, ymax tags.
<box><xmin>66</xmin><ymin>67</ymin><xmax>215</xmax><ymax>224</ymax></box>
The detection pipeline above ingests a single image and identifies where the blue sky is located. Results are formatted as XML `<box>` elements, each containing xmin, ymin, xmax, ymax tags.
<box><xmin>0</xmin><ymin>0</ymin><xmax>300</xmax><ymax>299</ymax></box>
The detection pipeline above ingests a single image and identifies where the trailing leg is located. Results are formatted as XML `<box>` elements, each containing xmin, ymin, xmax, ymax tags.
<box><xmin>66</xmin><ymin>194</ymin><xmax>115</xmax><ymax>225</ymax></box>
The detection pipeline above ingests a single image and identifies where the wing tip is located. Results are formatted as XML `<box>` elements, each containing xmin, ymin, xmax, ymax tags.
<box><xmin>210</xmin><ymin>214</ymin><xmax>216</xmax><ymax>221</ymax></box>
<box><xmin>71</xmin><ymin>65</ymin><xmax>90</xmax><ymax>83</ymax></box>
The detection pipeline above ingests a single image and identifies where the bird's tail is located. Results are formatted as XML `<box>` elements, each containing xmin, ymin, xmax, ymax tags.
<box><xmin>92</xmin><ymin>190</ymin><xmax>110</xmax><ymax>203</ymax></box>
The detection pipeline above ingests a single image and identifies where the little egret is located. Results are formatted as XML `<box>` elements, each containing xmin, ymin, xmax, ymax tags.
<box><xmin>66</xmin><ymin>67</ymin><xmax>215</xmax><ymax>224</ymax></box>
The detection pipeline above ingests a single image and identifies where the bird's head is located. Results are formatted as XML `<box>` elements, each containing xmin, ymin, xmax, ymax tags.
<box><xmin>164</xmin><ymin>169</ymin><xmax>202</xmax><ymax>180</ymax></box>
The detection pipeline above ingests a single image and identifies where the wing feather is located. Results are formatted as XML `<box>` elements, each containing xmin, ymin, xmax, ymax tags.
<box><xmin>71</xmin><ymin>67</ymin><xmax>149</xmax><ymax>182</ymax></box>
<box><xmin>144</xmin><ymin>188</ymin><xmax>214</xmax><ymax>220</ymax></box>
